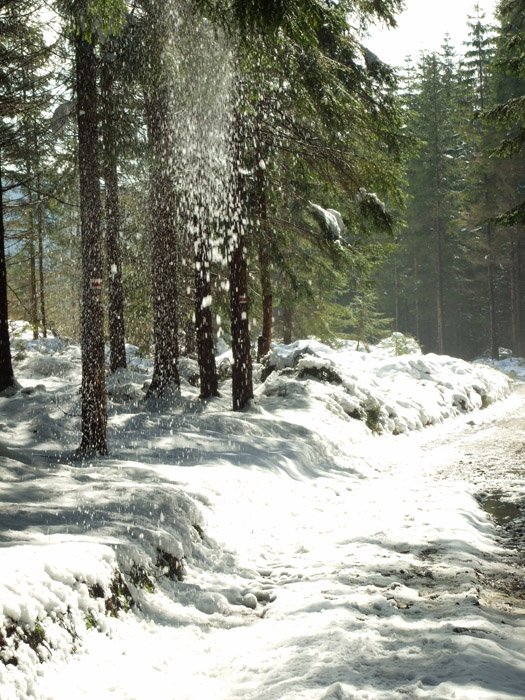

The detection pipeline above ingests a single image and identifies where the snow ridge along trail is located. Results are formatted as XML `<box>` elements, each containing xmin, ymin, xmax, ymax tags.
<box><xmin>1</xmin><ymin>330</ymin><xmax>525</xmax><ymax>700</ymax></box>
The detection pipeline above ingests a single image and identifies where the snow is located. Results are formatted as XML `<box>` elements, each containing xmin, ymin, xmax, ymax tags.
<box><xmin>1</xmin><ymin>323</ymin><xmax>525</xmax><ymax>700</ymax></box>
<box><xmin>477</xmin><ymin>355</ymin><xmax>525</xmax><ymax>381</ymax></box>
<box><xmin>261</xmin><ymin>338</ymin><xmax>508</xmax><ymax>437</ymax></box>
<box><xmin>308</xmin><ymin>202</ymin><xmax>343</xmax><ymax>240</ymax></box>
<box><xmin>357</xmin><ymin>187</ymin><xmax>387</xmax><ymax>213</ymax></box>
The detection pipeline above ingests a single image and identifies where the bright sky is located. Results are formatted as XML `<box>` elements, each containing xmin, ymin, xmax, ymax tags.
<box><xmin>366</xmin><ymin>0</ymin><xmax>499</xmax><ymax>67</ymax></box>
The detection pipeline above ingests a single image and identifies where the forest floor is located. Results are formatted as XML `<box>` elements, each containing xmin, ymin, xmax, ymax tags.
<box><xmin>1</xmin><ymin>333</ymin><xmax>525</xmax><ymax>700</ymax></box>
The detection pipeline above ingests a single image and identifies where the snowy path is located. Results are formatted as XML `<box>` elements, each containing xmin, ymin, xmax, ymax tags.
<box><xmin>35</xmin><ymin>385</ymin><xmax>525</xmax><ymax>700</ymax></box>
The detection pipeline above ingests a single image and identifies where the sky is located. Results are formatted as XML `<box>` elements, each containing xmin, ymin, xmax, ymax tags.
<box><xmin>366</xmin><ymin>0</ymin><xmax>499</xmax><ymax>67</ymax></box>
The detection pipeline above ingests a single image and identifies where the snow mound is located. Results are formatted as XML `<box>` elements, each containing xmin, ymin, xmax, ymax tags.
<box><xmin>477</xmin><ymin>355</ymin><xmax>525</xmax><ymax>381</ymax></box>
<box><xmin>0</xmin><ymin>456</ymin><xmax>210</xmax><ymax>696</ymax></box>
<box><xmin>125</xmin><ymin>344</ymin><xmax>153</xmax><ymax>374</ymax></box>
<box><xmin>106</xmin><ymin>368</ymin><xmax>146</xmax><ymax>403</ymax></box>
<box><xmin>261</xmin><ymin>339</ymin><xmax>510</xmax><ymax>436</ymax></box>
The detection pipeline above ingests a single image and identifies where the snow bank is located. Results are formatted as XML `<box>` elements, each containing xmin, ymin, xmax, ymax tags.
<box><xmin>477</xmin><ymin>355</ymin><xmax>525</xmax><ymax>381</ymax></box>
<box><xmin>260</xmin><ymin>337</ymin><xmax>509</xmax><ymax>437</ymax></box>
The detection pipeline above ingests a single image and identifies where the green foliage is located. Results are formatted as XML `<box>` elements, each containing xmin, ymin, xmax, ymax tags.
<box><xmin>156</xmin><ymin>549</ymin><xmax>185</xmax><ymax>582</ymax></box>
<box><xmin>88</xmin><ymin>0</ymin><xmax>127</xmax><ymax>34</ymax></box>
<box><xmin>26</xmin><ymin>622</ymin><xmax>46</xmax><ymax>651</ymax></box>
<box><xmin>376</xmin><ymin>331</ymin><xmax>420</xmax><ymax>356</ymax></box>
<box><xmin>377</xmin><ymin>44</ymin><xmax>469</xmax><ymax>356</ymax></box>
<box><xmin>129</xmin><ymin>564</ymin><xmax>155</xmax><ymax>593</ymax></box>
<box><xmin>85</xmin><ymin>611</ymin><xmax>97</xmax><ymax>630</ymax></box>
<box><xmin>392</xmin><ymin>333</ymin><xmax>416</xmax><ymax>356</ymax></box>
<box><xmin>106</xmin><ymin>571</ymin><xmax>134</xmax><ymax>616</ymax></box>
<box><xmin>334</xmin><ymin>289</ymin><xmax>392</xmax><ymax>350</ymax></box>
<box><xmin>59</xmin><ymin>0</ymin><xmax>127</xmax><ymax>38</ymax></box>
<box><xmin>365</xmin><ymin>405</ymin><xmax>382</xmax><ymax>433</ymax></box>
<box><xmin>483</xmin><ymin>0</ymin><xmax>525</xmax><ymax>226</ymax></box>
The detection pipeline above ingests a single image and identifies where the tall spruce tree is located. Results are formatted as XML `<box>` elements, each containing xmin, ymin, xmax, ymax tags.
<box><xmin>486</xmin><ymin>0</ymin><xmax>525</xmax><ymax>353</ymax></box>
<box><xmin>398</xmin><ymin>46</ymin><xmax>462</xmax><ymax>354</ymax></box>
<box><xmin>459</xmin><ymin>7</ymin><xmax>501</xmax><ymax>359</ymax></box>
<box><xmin>75</xmin><ymin>26</ymin><xmax>108</xmax><ymax>455</ymax></box>
<box><xmin>61</xmin><ymin>0</ymin><xmax>126</xmax><ymax>454</ymax></box>
<box><xmin>140</xmin><ymin>0</ymin><xmax>181</xmax><ymax>399</ymax></box>
<box><xmin>0</xmin><ymin>0</ymin><xmax>50</xmax><ymax>391</ymax></box>
<box><xmin>486</xmin><ymin>0</ymin><xmax>525</xmax><ymax>227</ymax></box>
<box><xmin>100</xmin><ymin>51</ymin><xmax>127</xmax><ymax>373</ymax></box>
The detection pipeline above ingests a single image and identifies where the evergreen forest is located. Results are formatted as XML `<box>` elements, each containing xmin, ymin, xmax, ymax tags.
<box><xmin>0</xmin><ymin>0</ymin><xmax>523</xmax><ymax>453</ymax></box>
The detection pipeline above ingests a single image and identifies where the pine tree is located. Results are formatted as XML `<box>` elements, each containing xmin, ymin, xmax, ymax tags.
<box><xmin>0</xmin><ymin>0</ymin><xmax>49</xmax><ymax>391</ymax></box>
<box><xmin>486</xmin><ymin>0</ymin><xmax>525</xmax><ymax>353</ymax></box>
<box><xmin>227</xmin><ymin>99</ymin><xmax>254</xmax><ymax>410</ymax></box>
<box><xmin>459</xmin><ymin>7</ymin><xmax>500</xmax><ymax>359</ymax></box>
<box><xmin>141</xmin><ymin>0</ymin><xmax>181</xmax><ymax>399</ymax></box>
<box><xmin>485</xmin><ymin>0</ymin><xmax>525</xmax><ymax>226</ymax></box>
<box><xmin>398</xmin><ymin>45</ymin><xmax>463</xmax><ymax>354</ymax></box>
<box><xmin>100</xmin><ymin>52</ymin><xmax>127</xmax><ymax>373</ymax></box>
<box><xmin>75</xmin><ymin>27</ymin><xmax>108</xmax><ymax>455</ymax></box>
<box><xmin>0</xmin><ymin>149</ymin><xmax>14</xmax><ymax>392</ymax></box>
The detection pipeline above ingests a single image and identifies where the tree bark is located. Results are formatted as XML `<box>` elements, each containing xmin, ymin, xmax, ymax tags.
<box><xmin>254</xmin><ymin>112</ymin><xmax>272</xmax><ymax>361</ymax></box>
<box><xmin>486</xmin><ymin>220</ymin><xmax>499</xmax><ymax>360</ymax></box>
<box><xmin>0</xmin><ymin>149</ymin><xmax>15</xmax><ymax>392</ymax></box>
<box><xmin>76</xmin><ymin>34</ymin><xmax>108</xmax><ymax>456</ymax></box>
<box><xmin>510</xmin><ymin>230</ymin><xmax>523</xmax><ymax>356</ymax></box>
<box><xmin>256</xmin><ymin>226</ymin><xmax>273</xmax><ymax>360</ymax></box>
<box><xmin>413</xmin><ymin>251</ymin><xmax>420</xmax><ymax>343</ymax></box>
<box><xmin>194</xmin><ymin>204</ymin><xmax>218</xmax><ymax>398</ymax></box>
<box><xmin>430</xmin><ymin>56</ymin><xmax>445</xmax><ymax>355</ymax></box>
<box><xmin>36</xmin><ymin>171</ymin><xmax>46</xmax><ymax>338</ymax></box>
<box><xmin>483</xmin><ymin>170</ymin><xmax>499</xmax><ymax>360</ymax></box>
<box><xmin>24</xmin><ymin>82</ymin><xmax>38</xmax><ymax>340</ymax></box>
<box><xmin>517</xmin><ymin>235</ymin><xmax>524</xmax><ymax>357</ymax></box>
<box><xmin>101</xmin><ymin>67</ymin><xmax>127</xmax><ymax>373</ymax></box>
<box><xmin>282</xmin><ymin>305</ymin><xmax>293</xmax><ymax>344</ymax></box>
<box><xmin>144</xmin><ymin>88</ymin><xmax>180</xmax><ymax>397</ymax></box>
<box><xmin>229</xmin><ymin>109</ymin><xmax>253</xmax><ymax>410</ymax></box>
<box><xmin>434</xmin><ymin>208</ymin><xmax>445</xmax><ymax>354</ymax></box>
<box><xmin>393</xmin><ymin>264</ymin><xmax>399</xmax><ymax>332</ymax></box>
<box><xmin>27</xmin><ymin>193</ymin><xmax>38</xmax><ymax>339</ymax></box>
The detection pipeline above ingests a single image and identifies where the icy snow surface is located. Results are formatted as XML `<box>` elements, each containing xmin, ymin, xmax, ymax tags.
<box><xmin>1</xmin><ymin>324</ymin><xmax>524</xmax><ymax>700</ymax></box>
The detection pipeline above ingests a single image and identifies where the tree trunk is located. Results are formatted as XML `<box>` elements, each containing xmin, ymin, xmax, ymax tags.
<box><xmin>0</xmin><ymin>149</ymin><xmax>15</xmax><ymax>392</ymax></box>
<box><xmin>431</xmin><ymin>60</ymin><xmax>445</xmax><ymax>356</ymax></box>
<box><xmin>36</xmin><ymin>171</ymin><xmax>47</xmax><ymax>338</ymax></box>
<box><xmin>516</xmin><ymin>237</ymin><xmax>525</xmax><ymax>357</ymax></box>
<box><xmin>101</xmin><ymin>68</ymin><xmax>127</xmax><ymax>373</ymax></box>
<box><xmin>254</xmin><ymin>112</ymin><xmax>272</xmax><ymax>361</ymax></box>
<box><xmin>486</xmin><ymin>220</ymin><xmax>499</xmax><ymax>360</ymax></box>
<box><xmin>145</xmin><ymin>88</ymin><xmax>180</xmax><ymax>397</ymax></box>
<box><xmin>434</xmin><ymin>212</ymin><xmax>445</xmax><ymax>354</ymax></box>
<box><xmin>393</xmin><ymin>264</ymin><xmax>400</xmax><ymax>332</ymax></box>
<box><xmin>256</xmin><ymin>227</ymin><xmax>273</xmax><ymax>361</ymax></box>
<box><xmin>76</xmin><ymin>34</ymin><xmax>108</xmax><ymax>456</ymax></box>
<box><xmin>229</xmin><ymin>109</ymin><xmax>253</xmax><ymax>410</ymax></box>
<box><xmin>27</xmin><ymin>195</ymin><xmax>38</xmax><ymax>339</ymax></box>
<box><xmin>413</xmin><ymin>251</ymin><xmax>420</xmax><ymax>343</ymax></box>
<box><xmin>194</xmin><ymin>207</ymin><xmax>218</xmax><ymax>398</ymax></box>
<box><xmin>184</xmin><ymin>317</ymin><xmax>196</xmax><ymax>356</ymax></box>
<box><xmin>24</xmin><ymin>84</ymin><xmax>38</xmax><ymax>340</ymax></box>
<box><xmin>484</xmin><ymin>170</ymin><xmax>498</xmax><ymax>360</ymax></box>
<box><xmin>510</xmin><ymin>230</ymin><xmax>523</xmax><ymax>356</ymax></box>
<box><xmin>282</xmin><ymin>306</ymin><xmax>293</xmax><ymax>344</ymax></box>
